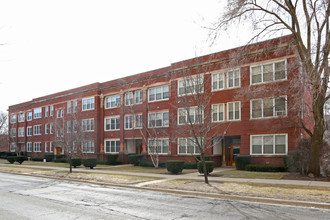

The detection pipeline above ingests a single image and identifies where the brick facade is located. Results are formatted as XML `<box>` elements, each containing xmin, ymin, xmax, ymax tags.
<box><xmin>8</xmin><ymin>35</ymin><xmax>312</xmax><ymax>166</ymax></box>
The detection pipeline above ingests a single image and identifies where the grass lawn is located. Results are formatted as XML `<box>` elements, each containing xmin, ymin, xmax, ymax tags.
<box><xmin>214</xmin><ymin>169</ymin><xmax>288</xmax><ymax>179</ymax></box>
<box><xmin>101</xmin><ymin>165</ymin><xmax>197</xmax><ymax>174</ymax></box>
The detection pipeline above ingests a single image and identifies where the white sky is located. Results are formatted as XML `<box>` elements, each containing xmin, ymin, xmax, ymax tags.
<box><xmin>0</xmin><ymin>0</ymin><xmax>254</xmax><ymax>112</ymax></box>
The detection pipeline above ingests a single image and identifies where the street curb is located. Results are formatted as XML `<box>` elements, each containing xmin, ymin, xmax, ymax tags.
<box><xmin>1</xmin><ymin>170</ymin><xmax>329</xmax><ymax>210</ymax></box>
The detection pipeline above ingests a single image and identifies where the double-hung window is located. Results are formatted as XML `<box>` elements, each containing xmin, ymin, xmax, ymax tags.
<box><xmin>10</xmin><ymin>128</ymin><xmax>16</xmax><ymax>137</ymax></box>
<box><xmin>105</xmin><ymin>116</ymin><xmax>120</xmax><ymax>131</ymax></box>
<box><xmin>178</xmin><ymin>76</ymin><xmax>204</xmax><ymax>96</ymax></box>
<box><xmin>148</xmin><ymin>111</ymin><xmax>169</xmax><ymax>127</ymax></box>
<box><xmin>18</xmin><ymin>127</ymin><xmax>24</xmax><ymax>137</ymax></box>
<box><xmin>82</xmin><ymin>97</ymin><xmax>95</xmax><ymax>111</ymax></box>
<box><xmin>66</xmin><ymin>121</ymin><xmax>71</xmax><ymax>133</ymax></box>
<box><xmin>124</xmin><ymin>115</ymin><xmax>133</xmax><ymax>130</ymax></box>
<box><xmin>227</xmin><ymin>101</ymin><xmax>241</xmax><ymax>121</ymax></box>
<box><xmin>135</xmin><ymin>114</ymin><xmax>143</xmax><ymax>128</ymax></box>
<box><xmin>73</xmin><ymin>100</ymin><xmax>78</xmax><ymax>112</ymax></box>
<box><xmin>251</xmin><ymin>96</ymin><xmax>287</xmax><ymax>119</ymax></box>
<box><xmin>82</xmin><ymin>119</ymin><xmax>94</xmax><ymax>132</ymax></box>
<box><xmin>212</xmin><ymin>69</ymin><xmax>240</xmax><ymax>91</ymax></box>
<box><xmin>251</xmin><ymin>134</ymin><xmax>287</xmax><ymax>155</ymax></box>
<box><xmin>212</xmin><ymin>103</ymin><xmax>225</xmax><ymax>122</ymax></box>
<box><xmin>82</xmin><ymin>141</ymin><xmax>94</xmax><ymax>153</ymax></box>
<box><xmin>34</xmin><ymin>108</ymin><xmax>42</xmax><ymax>119</ymax></box>
<box><xmin>251</xmin><ymin>60</ymin><xmax>286</xmax><ymax>84</ymax></box>
<box><xmin>10</xmin><ymin>114</ymin><xmax>16</xmax><ymax>123</ymax></box>
<box><xmin>104</xmin><ymin>139</ymin><xmax>120</xmax><ymax>153</ymax></box>
<box><xmin>27</xmin><ymin>127</ymin><xmax>32</xmax><ymax>136</ymax></box>
<box><xmin>178</xmin><ymin>107</ymin><xmax>204</xmax><ymax>125</ymax></box>
<box><xmin>135</xmin><ymin>90</ymin><xmax>143</xmax><ymax>104</ymax></box>
<box><xmin>45</xmin><ymin>142</ymin><xmax>48</xmax><ymax>152</ymax></box>
<box><xmin>33</xmin><ymin>142</ymin><xmax>42</xmax><ymax>152</ymax></box>
<box><xmin>148</xmin><ymin>85</ymin><xmax>169</xmax><ymax>102</ymax></box>
<box><xmin>45</xmin><ymin>106</ymin><xmax>49</xmax><ymax>117</ymax></box>
<box><xmin>125</xmin><ymin>92</ymin><xmax>133</xmax><ymax>106</ymax></box>
<box><xmin>27</xmin><ymin>111</ymin><xmax>32</xmax><ymax>121</ymax></box>
<box><xmin>26</xmin><ymin>142</ymin><xmax>32</xmax><ymax>152</ymax></box>
<box><xmin>148</xmin><ymin>138</ymin><xmax>169</xmax><ymax>154</ymax></box>
<box><xmin>50</xmin><ymin>105</ymin><xmax>54</xmax><ymax>116</ymax></box>
<box><xmin>33</xmin><ymin>125</ymin><xmax>42</xmax><ymax>135</ymax></box>
<box><xmin>45</xmin><ymin>123</ymin><xmax>49</xmax><ymax>134</ymax></box>
<box><xmin>105</xmin><ymin>95</ymin><xmax>120</xmax><ymax>109</ymax></box>
<box><xmin>67</xmin><ymin>101</ymin><xmax>72</xmax><ymax>113</ymax></box>
<box><xmin>178</xmin><ymin>138</ymin><xmax>201</xmax><ymax>155</ymax></box>
<box><xmin>18</xmin><ymin>113</ymin><xmax>25</xmax><ymax>122</ymax></box>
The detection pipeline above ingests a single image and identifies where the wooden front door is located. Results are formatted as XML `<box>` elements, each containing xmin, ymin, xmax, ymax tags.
<box><xmin>56</xmin><ymin>147</ymin><xmax>61</xmax><ymax>155</ymax></box>
<box><xmin>227</xmin><ymin>144</ymin><xmax>240</xmax><ymax>166</ymax></box>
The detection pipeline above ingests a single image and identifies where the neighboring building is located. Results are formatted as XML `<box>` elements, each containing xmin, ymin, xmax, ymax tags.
<box><xmin>0</xmin><ymin>135</ymin><xmax>8</xmax><ymax>152</ymax></box>
<box><xmin>8</xmin><ymin>35</ymin><xmax>311</xmax><ymax>166</ymax></box>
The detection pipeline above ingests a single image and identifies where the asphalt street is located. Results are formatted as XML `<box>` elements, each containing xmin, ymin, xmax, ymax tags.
<box><xmin>0</xmin><ymin>172</ymin><xmax>329</xmax><ymax>220</ymax></box>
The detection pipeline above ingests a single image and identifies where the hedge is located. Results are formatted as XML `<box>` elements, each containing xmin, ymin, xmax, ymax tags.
<box><xmin>183</xmin><ymin>162</ymin><xmax>197</xmax><ymax>169</ymax></box>
<box><xmin>234</xmin><ymin>155</ymin><xmax>251</xmax><ymax>170</ymax></box>
<box><xmin>197</xmin><ymin>161</ymin><xmax>215</xmax><ymax>174</ymax></box>
<box><xmin>105</xmin><ymin>154</ymin><xmax>122</xmax><ymax>165</ymax></box>
<box><xmin>139</xmin><ymin>161</ymin><xmax>166</xmax><ymax>168</ymax></box>
<box><xmin>71</xmin><ymin>158</ymin><xmax>82</xmax><ymax>168</ymax></box>
<box><xmin>166</xmin><ymin>160</ymin><xmax>185</xmax><ymax>174</ymax></box>
<box><xmin>31</xmin><ymin>157</ymin><xmax>44</xmax><ymax>161</ymax></box>
<box><xmin>245</xmin><ymin>164</ymin><xmax>287</xmax><ymax>172</ymax></box>
<box><xmin>83</xmin><ymin>158</ymin><xmax>97</xmax><ymax>169</ymax></box>
<box><xmin>7</xmin><ymin>156</ymin><xmax>15</xmax><ymax>164</ymax></box>
<box><xmin>195</xmin><ymin>156</ymin><xmax>210</xmax><ymax>162</ymax></box>
<box><xmin>54</xmin><ymin>158</ymin><xmax>67</xmax><ymax>163</ymax></box>
<box><xmin>128</xmin><ymin>154</ymin><xmax>144</xmax><ymax>166</ymax></box>
<box><xmin>15</xmin><ymin>156</ymin><xmax>27</xmax><ymax>164</ymax></box>
<box><xmin>44</xmin><ymin>154</ymin><xmax>55</xmax><ymax>162</ymax></box>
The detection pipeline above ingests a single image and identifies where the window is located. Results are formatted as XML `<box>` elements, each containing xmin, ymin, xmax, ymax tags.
<box><xmin>135</xmin><ymin>114</ymin><xmax>143</xmax><ymax>128</ymax></box>
<box><xmin>73</xmin><ymin>120</ymin><xmax>77</xmax><ymax>132</ymax></box>
<box><xmin>50</xmin><ymin>123</ymin><xmax>54</xmax><ymax>134</ymax></box>
<box><xmin>50</xmin><ymin>142</ymin><xmax>53</xmax><ymax>152</ymax></box>
<box><xmin>50</xmin><ymin>105</ymin><xmax>54</xmax><ymax>116</ymax></box>
<box><xmin>227</xmin><ymin>101</ymin><xmax>241</xmax><ymax>121</ymax></box>
<box><xmin>34</xmin><ymin>108</ymin><xmax>42</xmax><ymax>119</ymax></box>
<box><xmin>67</xmin><ymin>121</ymin><xmax>71</xmax><ymax>133</ymax></box>
<box><xmin>148</xmin><ymin>85</ymin><xmax>169</xmax><ymax>102</ymax></box>
<box><xmin>148</xmin><ymin>138</ymin><xmax>169</xmax><ymax>154</ymax></box>
<box><xmin>10</xmin><ymin>128</ymin><xmax>16</xmax><ymax>137</ymax></box>
<box><xmin>124</xmin><ymin>115</ymin><xmax>133</xmax><ymax>129</ymax></box>
<box><xmin>104</xmin><ymin>139</ymin><xmax>120</xmax><ymax>153</ymax></box>
<box><xmin>251</xmin><ymin>134</ymin><xmax>287</xmax><ymax>155</ymax></box>
<box><xmin>178</xmin><ymin>138</ymin><xmax>201</xmax><ymax>155</ymax></box>
<box><xmin>212</xmin><ymin>72</ymin><xmax>224</xmax><ymax>91</ymax></box>
<box><xmin>105</xmin><ymin>95</ymin><xmax>120</xmax><ymax>109</ymax></box>
<box><xmin>56</xmin><ymin>129</ymin><xmax>63</xmax><ymax>137</ymax></box>
<box><xmin>27</xmin><ymin>127</ymin><xmax>32</xmax><ymax>136</ymax></box>
<box><xmin>57</xmin><ymin>110</ymin><xmax>64</xmax><ymax>118</ymax></box>
<box><xmin>135</xmin><ymin>90</ymin><xmax>143</xmax><ymax>104</ymax></box>
<box><xmin>178</xmin><ymin>76</ymin><xmax>204</xmax><ymax>96</ymax></box>
<box><xmin>33</xmin><ymin>142</ymin><xmax>42</xmax><ymax>152</ymax></box>
<box><xmin>45</xmin><ymin>106</ymin><xmax>49</xmax><ymax>117</ymax></box>
<box><xmin>148</xmin><ymin>111</ymin><xmax>169</xmax><ymax>127</ymax></box>
<box><xmin>27</xmin><ymin>111</ymin><xmax>32</xmax><ymax>121</ymax></box>
<box><xmin>73</xmin><ymin>100</ymin><xmax>78</xmax><ymax>112</ymax></box>
<box><xmin>212</xmin><ymin>103</ymin><xmax>225</xmax><ymax>122</ymax></box>
<box><xmin>27</xmin><ymin>142</ymin><xmax>32</xmax><ymax>152</ymax></box>
<box><xmin>45</xmin><ymin>142</ymin><xmax>48</xmax><ymax>152</ymax></box>
<box><xmin>212</xmin><ymin>69</ymin><xmax>240</xmax><ymax>91</ymax></box>
<box><xmin>105</xmin><ymin>116</ymin><xmax>120</xmax><ymax>131</ymax></box>
<box><xmin>82</xmin><ymin>140</ymin><xmax>94</xmax><ymax>153</ymax></box>
<box><xmin>125</xmin><ymin>92</ymin><xmax>133</xmax><ymax>106</ymax></box>
<box><xmin>227</xmin><ymin>69</ymin><xmax>240</xmax><ymax>88</ymax></box>
<box><xmin>82</xmin><ymin>97</ymin><xmax>95</xmax><ymax>111</ymax></box>
<box><xmin>18</xmin><ymin>127</ymin><xmax>24</xmax><ymax>137</ymax></box>
<box><xmin>18</xmin><ymin>113</ymin><xmax>25</xmax><ymax>122</ymax></box>
<box><xmin>10</xmin><ymin>143</ymin><xmax>16</xmax><ymax>152</ymax></box>
<box><xmin>251</xmin><ymin>96</ymin><xmax>287</xmax><ymax>119</ymax></box>
<box><xmin>82</xmin><ymin>118</ymin><xmax>94</xmax><ymax>132</ymax></box>
<box><xmin>251</xmin><ymin>60</ymin><xmax>286</xmax><ymax>84</ymax></box>
<box><xmin>67</xmin><ymin>101</ymin><xmax>72</xmax><ymax>113</ymax></box>
<box><xmin>45</xmin><ymin>123</ymin><xmax>49</xmax><ymax>134</ymax></box>
<box><xmin>33</xmin><ymin>125</ymin><xmax>42</xmax><ymax>135</ymax></box>
<box><xmin>178</xmin><ymin>107</ymin><xmax>204</xmax><ymax>125</ymax></box>
<box><xmin>10</xmin><ymin>114</ymin><xmax>16</xmax><ymax>123</ymax></box>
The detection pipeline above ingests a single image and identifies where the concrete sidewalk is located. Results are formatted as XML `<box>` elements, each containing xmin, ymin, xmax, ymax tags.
<box><xmin>1</xmin><ymin>163</ymin><xmax>329</xmax><ymax>188</ymax></box>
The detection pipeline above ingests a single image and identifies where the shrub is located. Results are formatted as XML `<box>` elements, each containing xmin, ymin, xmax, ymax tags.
<box><xmin>15</xmin><ymin>156</ymin><xmax>27</xmax><ymax>164</ymax></box>
<box><xmin>195</xmin><ymin>155</ymin><xmax>210</xmax><ymax>162</ymax></box>
<box><xmin>83</xmin><ymin>158</ymin><xmax>97</xmax><ymax>169</ymax></box>
<box><xmin>183</xmin><ymin>162</ymin><xmax>197</xmax><ymax>169</ymax></box>
<box><xmin>44</xmin><ymin>154</ymin><xmax>55</xmax><ymax>162</ymax></box>
<box><xmin>166</xmin><ymin>160</ymin><xmax>185</xmax><ymax>174</ymax></box>
<box><xmin>54</xmin><ymin>155</ymin><xmax>66</xmax><ymax>160</ymax></box>
<box><xmin>197</xmin><ymin>161</ymin><xmax>215</xmax><ymax>174</ymax></box>
<box><xmin>1</xmin><ymin>152</ymin><xmax>16</xmax><ymax>159</ymax></box>
<box><xmin>7</xmin><ymin>156</ymin><xmax>15</xmax><ymax>164</ymax></box>
<box><xmin>97</xmin><ymin>160</ymin><xmax>107</xmax><ymax>165</ymax></box>
<box><xmin>31</xmin><ymin>157</ymin><xmax>44</xmax><ymax>161</ymax></box>
<box><xmin>105</xmin><ymin>154</ymin><xmax>122</xmax><ymax>165</ymax></box>
<box><xmin>128</xmin><ymin>154</ymin><xmax>144</xmax><ymax>166</ymax></box>
<box><xmin>54</xmin><ymin>158</ymin><xmax>67</xmax><ymax>163</ymax></box>
<box><xmin>71</xmin><ymin>158</ymin><xmax>82</xmax><ymax>168</ymax></box>
<box><xmin>234</xmin><ymin>155</ymin><xmax>251</xmax><ymax>170</ymax></box>
<box><xmin>245</xmin><ymin>164</ymin><xmax>287</xmax><ymax>172</ymax></box>
<box><xmin>139</xmin><ymin>161</ymin><xmax>165</xmax><ymax>168</ymax></box>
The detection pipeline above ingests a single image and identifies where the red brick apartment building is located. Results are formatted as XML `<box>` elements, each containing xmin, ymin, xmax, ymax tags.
<box><xmin>8</xmin><ymin>35</ymin><xmax>312</xmax><ymax>166</ymax></box>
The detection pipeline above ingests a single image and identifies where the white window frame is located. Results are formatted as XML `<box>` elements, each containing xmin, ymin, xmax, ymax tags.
<box><xmin>178</xmin><ymin>75</ymin><xmax>204</xmax><ymax>96</ymax></box>
<box><xmin>33</xmin><ymin>142</ymin><xmax>42</xmax><ymax>152</ymax></box>
<box><xmin>27</xmin><ymin>111</ymin><xmax>32</xmax><ymax>121</ymax></box>
<box><xmin>18</xmin><ymin>127</ymin><xmax>24</xmax><ymax>137</ymax></box>
<box><xmin>67</xmin><ymin>121</ymin><xmax>71</xmax><ymax>133</ymax></box>
<box><xmin>177</xmin><ymin>106</ymin><xmax>204</xmax><ymax>125</ymax></box>
<box><xmin>250</xmin><ymin>134</ymin><xmax>288</xmax><ymax>155</ymax></box>
<box><xmin>50</xmin><ymin>105</ymin><xmax>54</xmax><ymax>116</ymax></box>
<box><xmin>45</xmin><ymin>142</ymin><xmax>48</xmax><ymax>152</ymax></box>
<box><xmin>82</xmin><ymin>140</ymin><xmax>94</xmax><ymax>153</ymax></box>
<box><xmin>26</xmin><ymin>142</ymin><xmax>32</xmax><ymax>152</ymax></box>
<box><xmin>82</xmin><ymin>118</ymin><xmax>94</xmax><ymax>132</ymax></box>
<box><xmin>135</xmin><ymin>90</ymin><xmax>143</xmax><ymax>104</ymax></box>
<box><xmin>10</xmin><ymin>143</ymin><xmax>16</xmax><ymax>152</ymax></box>
<box><xmin>104</xmin><ymin>116</ymin><xmax>120</xmax><ymax>131</ymax></box>
<box><xmin>10</xmin><ymin>114</ymin><xmax>17</xmax><ymax>124</ymax></box>
<box><xmin>212</xmin><ymin>72</ymin><xmax>225</xmax><ymax>91</ymax></box>
<box><xmin>105</xmin><ymin>94</ymin><xmax>120</xmax><ymax>109</ymax></box>
<box><xmin>73</xmin><ymin>100</ymin><xmax>78</xmax><ymax>112</ymax></box>
<box><xmin>125</xmin><ymin>92</ymin><xmax>133</xmax><ymax>106</ymax></box>
<box><xmin>104</xmin><ymin>139</ymin><xmax>120</xmax><ymax>153</ymax></box>
<box><xmin>82</xmin><ymin>97</ymin><xmax>95</xmax><ymax>111</ymax></box>
<box><xmin>50</xmin><ymin>142</ymin><xmax>54</xmax><ymax>152</ymax></box>
<box><xmin>27</xmin><ymin>126</ymin><xmax>32</xmax><ymax>136</ymax></box>
<box><xmin>124</xmin><ymin>115</ymin><xmax>133</xmax><ymax>130</ymax></box>
<box><xmin>50</xmin><ymin>123</ymin><xmax>54</xmax><ymax>134</ymax></box>
<box><xmin>227</xmin><ymin>101</ymin><xmax>241</xmax><ymax>121</ymax></box>
<box><xmin>45</xmin><ymin>123</ymin><xmax>49</xmax><ymax>134</ymax></box>
<box><xmin>148</xmin><ymin>111</ymin><xmax>169</xmax><ymax>128</ymax></box>
<box><xmin>250</xmin><ymin>96</ymin><xmax>287</xmax><ymax>119</ymax></box>
<box><xmin>33</xmin><ymin>125</ymin><xmax>42</xmax><ymax>135</ymax></box>
<box><xmin>18</xmin><ymin>113</ymin><xmax>25</xmax><ymax>122</ymax></box>
<box><xmin>33</xmin><ymin>108</ymin><xmax>42</xmax><ymax>119</ymax></box>
<box><xmin>10</xmin><ymin>128</ymin><xmax>16</xmax><ymax>137</ymax></box>
<box><xmin>250</xmin><ymin>59</ymin><xmax>287</xmax><ymax>85</ymax></box>
<box><xmin>67</xmin><ymin>101</ymin><xmax>72</xmax><ymax>113</ymax></box>
<box><xmin>148</xmin><ymin>85</ymin><xmax>169</xmax><ymax>102</ymax></box>
<box><xmin>177</xmin><ymin>138</ymin><xmax>202</xmax><ymax>155</ymax></box>
<box><xmin>45</xmin><ymin>106</ymin><xmax>49</xmax><ymax>117</ymax></box>
<box><xmin>135</xmin><ymin>114</ymin><xmax>143</xmax><ymax>129</ymax></box>
<box><xmin>212</xmin><ymin>103</ymin><xmax>225</xmax><ymax>122</ymax></box>
<box><xmin>148</xmin><ymin>138</ymin><xmax>169</xmax><ymax>155</ymax></box>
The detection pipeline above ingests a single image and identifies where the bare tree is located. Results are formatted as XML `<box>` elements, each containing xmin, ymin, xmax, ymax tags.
<box><xmin>0</xmin><ymin>111</ymin><xmax>8</xmax><ymax>135</ymax></box>
<box><xmin>210</xmin><ymin>0</ymin><xmax>329</xmax><ymax>176</ymax></box>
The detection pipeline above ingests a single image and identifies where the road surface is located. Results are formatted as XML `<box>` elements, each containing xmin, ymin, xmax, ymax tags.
<box><xmin>0</xmin><ymin>172</ymin><xmax>329</xmax><ymax>219</ymax></box>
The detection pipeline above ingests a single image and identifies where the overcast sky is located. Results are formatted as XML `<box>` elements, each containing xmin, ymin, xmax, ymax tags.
<box><xmin>0</xmin><ymin>0</ymin><xmax>255</xmax><ymax>112</ymax></box>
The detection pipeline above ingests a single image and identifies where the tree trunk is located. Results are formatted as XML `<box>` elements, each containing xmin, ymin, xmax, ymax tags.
<box><xmin>69</xmin><ymin>156</ymin><xmax>72</xmax><ymax>173</ymax></box>
<box><xmin>200</xmin><ymin>152</ymin><xmax>209</xmax><ymax>184</ymax></box>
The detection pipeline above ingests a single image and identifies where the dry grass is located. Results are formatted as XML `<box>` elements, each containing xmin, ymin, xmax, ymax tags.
<box><xmin>101</xmin><ymin>166</ymin><xmax>196</xmax><ymax>174</ymax></box>
<box><xmin>214</xmin><ymin>170</ymin><xmax>288</xmax><ymax>179</ymax></box>
<box><xmin>0</xmin><ymin>166</ymin><xmax>51</xmax><ymax>173</ymax></box>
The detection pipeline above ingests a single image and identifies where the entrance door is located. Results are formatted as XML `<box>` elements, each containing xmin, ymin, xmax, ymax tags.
<box><xmin>227</xmin><ymin>144</ymin><xmax>240</xmax><ymax>166</ymax></box>
<box><xmin>56</xmin><ymin>147</ymin><xmax>61</xmax><ymax>155</ymax></box>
